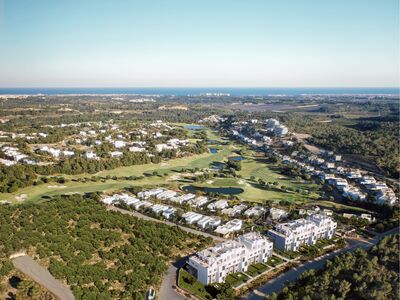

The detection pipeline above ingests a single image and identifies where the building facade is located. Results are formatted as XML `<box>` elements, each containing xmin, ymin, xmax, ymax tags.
<box><xmin>267</xmin><ymin>214</ymin><xmax>337</xmax><ymax>251</ymax></box>
<box><xmin>187</xmin><ymin>232</ymin><xmax>273</xmax><ymax>285</ymax></box>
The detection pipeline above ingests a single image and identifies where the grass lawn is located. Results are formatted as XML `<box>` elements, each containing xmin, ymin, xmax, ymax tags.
<box><xmin>246</xmin><ymin>263</ymin><xmax>270</xmax><ymax>277</ymax></box>
<box><xmin>274</xmin><ymin>250</ymin><xmax>300</xmax><ymax>260</ymax></box>
<box><xmin>178</xmin><ymin>269</ymin><xmax>212</xmax><ymax>300</ymax></box>
<box><xmin>314</xmin><ymin>200</ymin><xmax>369</xmax><ymax>213</ymax></box>
<box><xmin>266</xmin><ymin>255</ymin><xmax>285</xmax><ymax>267</ymax></box>
<box><xmin>224</xmin><ymin>272</ymin><xmax>249</xmax><ymax>287</ymax></box>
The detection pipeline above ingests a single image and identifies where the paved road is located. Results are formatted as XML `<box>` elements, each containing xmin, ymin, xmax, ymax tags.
<box><xmin>244</xmin><ymin>227</ymin><xmax>399</xmax><ymax>300</ymax></box>
<box><xmin>108</xmin><ymin>206</ymin><xmax>227</xmax><ymax>299</ymax></box>
<box><xmin>12</xmin><ymin>255</ymin><xmax>74</xmax><ymax>300</ymax></box>
<box><xmin>108</xmin><ymin>206</ymin><xmax>226</xmax><ymax>242</ymax></box>
<box><xmin>158</xmin><ymin>257</ymin><xmax>187</xmax><ymax>300</ymax></box>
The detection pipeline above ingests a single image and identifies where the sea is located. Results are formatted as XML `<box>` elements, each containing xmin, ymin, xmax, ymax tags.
<box><xmin>0</xmin><ymin>87</ymin><xmax>398</xmax><ymax>96</ymax></box>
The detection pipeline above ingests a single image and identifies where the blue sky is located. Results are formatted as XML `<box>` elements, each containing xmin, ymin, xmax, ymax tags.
<box><xmin>0</xmin><ymin>0</ymin><xmax>398</xmax><ymax>87</ymax></box>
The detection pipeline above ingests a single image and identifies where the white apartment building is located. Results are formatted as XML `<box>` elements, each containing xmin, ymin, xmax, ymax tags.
<box><xmin>207</xmin><ymin>200</ymin><xmax>229</xmax><ymax>211</ymax></box>
<box><xmin>215</xmin><ymin>219</ymin><xmax>243</xmax><ymax>236</ymax></box>
<box><xmin>197</xmin><ymin>216</ymin><xmax>221</xmax><ymax>229</ymax></box>
<box><xmin>244</xmin><ymin>206</ymin><xmax>265</xmax><ymax>217</ymax></box>
<box><xmin>138</xmin><ymin>188</ymin><xmax>165</xmax><ymax>199</ymax></box>
<box><xmin>151</xmin><ymin>204</ymin><xmax>170</xmax><ymax>214</ymax></box>
<box><xmin>110</xmin><ymin>151</ymin><xmax>123</xmax><ymax>158</ymax></box>
<box><xmin>102</xmin><ymin>194</ymin><xmax>139</xmax><ymax>206</ymax></box>
<box><xmin>156</xmin><ymin>190</ymin><xmax>178</xmax><ymax>200</ymax></box>
<box><xmin>171</xmin><ymin>193</ymin><xmax>196</xmax><ymax>204</ymax></box>
<box><xmin>267</xmin><ymin>214</ymin><xmax>337</xmax><ymax>251</ymax></box>
<box><xmin>190</xmin><ymin>196</ymin><xmax>209</xmax><ymax>207</ymax></box>
<box><xmin>85</xmin><ymin>151</ymin><xmax>98</xmax><ymax>159</ymax></box>
<box><xmin>133</xmin><ymin>200</ymin><xmax>153</xmax><ymax>210</ymax></box>
<box><xmin>162</xmin><ymin>207</ymin><xmax>176</xmax><ymax>219</ymax></box>
<box><xmin>155</xmin><ymin>144</ymin><xmax>173</xmax><ymax>152</ymax></box>
<box><xmin>182</xmin><ymin>212</ymin><xmax>204</xmax><ymax>224</ymax></box>
<box><xmin>221</xmin><ymin>204</ymin><xmax>247</xmax><ymax>217</ymax></box>
<box><xmin>114</xmin><ymin>140</ymin><xmax>126</xmax><ymax>148</ymax></box>
<box><xmin>274</xmin><ymin>124</ymin><xmax>288</xmax><ymax>137</ymax></box>
<box><xmin>188</xmin><ymin>232</ymin><xmax>273</xmax><ymax>285</ymax></box>
<box><xmin>269</xmin><ymin>207</ymin><xmax>288</xmax><ymax>220</ymax></box>
<box><xmin>129</xmin><ymin>146</ymin><xmax>145</xmax><ymax>152</ymax></box>
<box><xmin>343</xmin><ymin>187</ymin><xmax>366</xmax><ymax>201</ymax></box>
<box><xmin>265</xmin><ymin>118</ymin><xmax>280</xmax><ymax>129</ymax></box>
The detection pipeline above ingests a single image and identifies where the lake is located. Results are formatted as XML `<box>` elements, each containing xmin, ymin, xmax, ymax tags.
<box><xmin>182</xmin><ymin>185</ymin><xmax>244</xmax><ymax>195</ymax></box>
<box><xmin>209</xmin><ymin>148</ymin><xmax>218</xmax><ymax>154</ymax></box>
<box><xmin>184</xmin><ymin>124</ymin><xmax>205</xmax><ymax>130</ymax></box>
<box><xmin>228</xmin><ymin>156</ymin><xmax>245</xmax><ymax>161</ymax></box>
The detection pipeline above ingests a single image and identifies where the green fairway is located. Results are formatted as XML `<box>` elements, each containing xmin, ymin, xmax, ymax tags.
<box><xmin>63</xmin><ymin>145</ymin><xmax>233</xmax><ymax>179</ymax></box>
<box><xmin>182</xmin><ymin>178</ymin><xmax>319</xmax><ymax>204</ymax></box>
<box><xmin>183</xmin><ymin>155</ymin><xmax>321</xmax><ymax>204</ymax></box>
<box><xmin>0</xmin><ymin>179</ymin><xmax>158</xmax><ymax>203</ymax></box>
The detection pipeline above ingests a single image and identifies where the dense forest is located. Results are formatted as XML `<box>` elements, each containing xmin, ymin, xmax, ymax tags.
<box><xmin>0</xmin><ymin>194</ymin><xmax>212</xmax><ymax>299</ymax></box>
<box><xmin>307</xmin><ymin>121</ymin><xmax>399</xmax><ymax>178</ymax></box>
<box><xmin>270</xmin><ymin>234</ymin><xmax>399</xmax><ymax>300</ymax></box>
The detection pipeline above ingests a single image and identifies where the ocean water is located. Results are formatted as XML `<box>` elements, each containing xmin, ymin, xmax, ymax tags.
<box><xmin>0</xmin><ymin>87</ymin><xmax>398</xmax><ymax>96</ymax></box>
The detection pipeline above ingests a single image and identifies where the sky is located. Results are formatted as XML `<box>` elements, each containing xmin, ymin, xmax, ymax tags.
<box><xmin>0</xmin><ymin>0</ymin><xmax>398</xmax><ymax>87</ymax></box>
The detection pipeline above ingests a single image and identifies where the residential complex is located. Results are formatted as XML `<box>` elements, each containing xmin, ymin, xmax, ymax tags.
<box><xmin>267</xmin><ymin>214</ymin><xmax>337</xmax><ymax>251</ymax></box>
<box><xmin>187</xmin><ymin>232</ymin><xmax>273</xmax><ymax>285</ymax></box>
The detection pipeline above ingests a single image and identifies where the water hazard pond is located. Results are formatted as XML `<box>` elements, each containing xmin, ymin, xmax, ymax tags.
<box><xmin>183</xmin><ymin>124</ymin><xmax>205</xmax><ymax>130</ymax></box>
<box><xmin>182</xmin><ymin>185</ymin><xmax>244</xmax><ymax>195</ymax></box>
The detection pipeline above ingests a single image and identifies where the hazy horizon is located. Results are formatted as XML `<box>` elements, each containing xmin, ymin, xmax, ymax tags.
<box><xmin>0</xmin><ymin>86</ymin><xmax>398</xmax><ymax>96</ymax></box>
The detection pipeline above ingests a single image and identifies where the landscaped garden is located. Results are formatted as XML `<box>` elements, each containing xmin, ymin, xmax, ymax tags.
<box><xmin>245</xmin><ymin>263</ymin><xmax>270</xmax><ymax>277</ymax></box>
<box><xmin>266</xmin><ymin>255</ymin><xmax>285</xmax><ymax>267</ymax></box>
<box><xmin>224</xmin><ymin>272</ymin><xmax>249</xmax><ymax>287</ymax></box>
